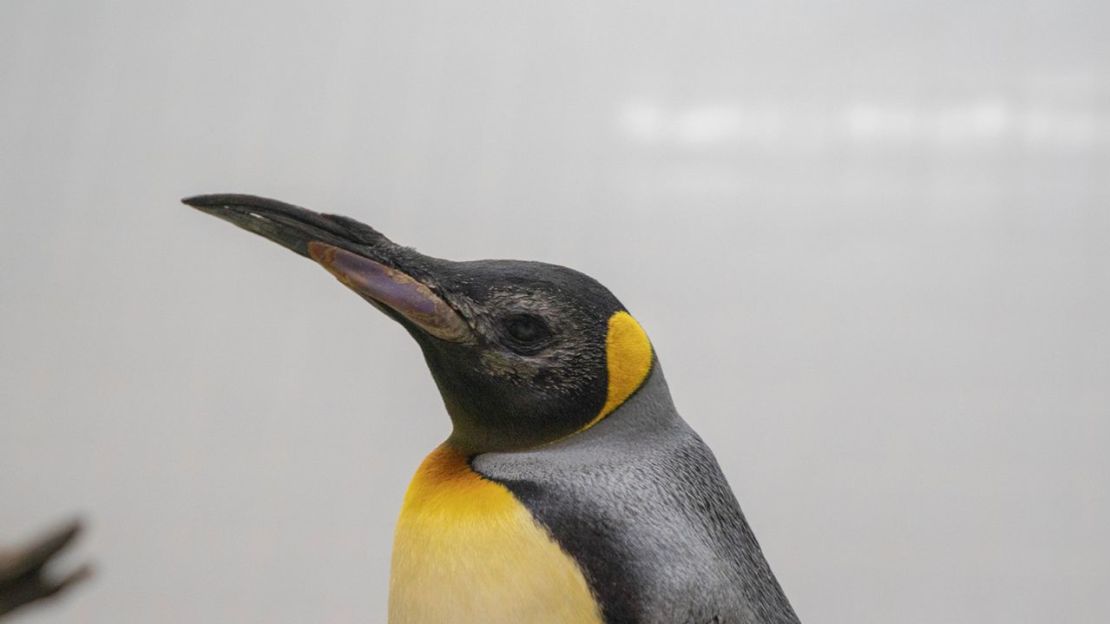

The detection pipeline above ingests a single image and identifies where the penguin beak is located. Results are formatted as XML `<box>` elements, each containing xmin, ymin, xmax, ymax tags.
<box><xmin>305</xmin><ymin>242</ymin><xmax>471</xmax><ymax>342</ymax></box>
<box><xmin>182</xmin><ymin>194</ymin><xmax>472</xmax><ymax>343</ymax></box>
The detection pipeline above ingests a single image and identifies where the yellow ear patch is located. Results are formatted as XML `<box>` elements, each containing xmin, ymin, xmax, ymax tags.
<box><xmin>581</xmin><ymin>311</ymin><xmax>654</xmax><ymax>432</ymax></box>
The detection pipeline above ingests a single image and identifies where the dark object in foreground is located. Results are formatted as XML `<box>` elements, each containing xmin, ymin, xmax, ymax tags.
<box><xmin>0</xmin><ymin>520</ymin><xmax>91</xmax><ymax>619</ymax></box>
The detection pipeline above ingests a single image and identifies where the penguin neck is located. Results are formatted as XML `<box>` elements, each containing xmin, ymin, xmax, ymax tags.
<box><xmin>444</xmin><ymin>363</ymin><xmax>679</xmax><ymax>457</ymax></box>
<box><xmin>593</xmin><ymin>361</ymin><xmax>680</xmax><ymax>435</ymax></box>
<box><xmin>541</xmin><ymin>362</ymin><xmax>681</xmax><ymax>452</ymax></box>
<box><xmin>471</xmin><ymin>364</ymin><xmax>687</xmax><ymax>469</ymax></box>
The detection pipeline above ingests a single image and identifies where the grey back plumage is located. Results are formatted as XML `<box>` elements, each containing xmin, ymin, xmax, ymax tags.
<box><xmin>474</xmin><ymin>363</ymin><xmax>801</xmax><ymax>624</ymax></box>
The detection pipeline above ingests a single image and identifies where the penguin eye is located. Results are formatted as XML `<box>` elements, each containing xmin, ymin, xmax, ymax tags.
<box><xmin>503</xmin><ymin>314</ymin><xmax>553</xmax><ymax>352</ymax></box>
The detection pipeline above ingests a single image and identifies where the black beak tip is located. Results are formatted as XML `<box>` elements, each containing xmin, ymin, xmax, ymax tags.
<box><xmin>180</xmin><ymin>193</ymin><xmax>351</xmax><ymax>259</ymax></box>
<box><xmin>181</xmin><ymin>194</ymin><xmax>216</xmax><ymax>208</ymax></box>
<box><xmin>181</xmin><ymin>194</ymin><xmax>254</xmax><ymax>210</ymax></box>
<box><xmin>180</xmin><ymin>192</ymin><xmax>400</xmax><ymax>261</ymax></box>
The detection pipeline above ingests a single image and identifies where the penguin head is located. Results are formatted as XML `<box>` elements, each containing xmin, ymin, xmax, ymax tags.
<box><xmin>184</xmin><ymin>195</ymin><xmax>655</xmax><ymax>453</ymax></box>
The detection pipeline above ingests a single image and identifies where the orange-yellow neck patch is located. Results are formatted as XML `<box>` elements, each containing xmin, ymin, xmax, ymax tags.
<box><xmin>581</xmin><ymin>311</ymin><xmax>654</xmax><ymax>432</ymax></box>
<box><xmin>390</xmin><ymin>444</ymin><xmax>603</xmax><ymax>623</ymax></box>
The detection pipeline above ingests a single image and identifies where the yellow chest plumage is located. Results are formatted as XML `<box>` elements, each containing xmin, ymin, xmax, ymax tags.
<box><xmin>388</xmin><ymin>444</ymin><xmax>603</xmax><ymax>624</ymax></box>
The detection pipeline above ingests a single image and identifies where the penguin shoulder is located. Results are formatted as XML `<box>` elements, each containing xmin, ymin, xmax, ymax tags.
<box><xmin>473</xmin><ymin>369</ymin><xmax>799</xmax><ymax>624</ymax></box>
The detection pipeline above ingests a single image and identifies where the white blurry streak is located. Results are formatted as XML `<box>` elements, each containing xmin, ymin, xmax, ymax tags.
<box><xmin>846</xmin><ymin>104</ymin><xmax>922</xmax><ymax>142</ymax></box>
<box><xmin>618</xmin><ymin>100</ymin><xmax>666</xmax><ymax>143</ymax></box>
<box><xmin>619</xmin><ymin>98</ymin><xmax>1109</xmax><ymax>149</ymax></box>
<box><xmin>673</xmin><ymin>106</ymin><xmax>742</xmax><ymax>145</ymax></box>
<box><xmin>934</xmin><ymin>100</ymin><xmax>1013</xmax><ymax>145</ymax></box>
<box><xmin>1022</xmin><ymin>109</ymin><xmax>1100</xmax><ymax>146</ymax></box>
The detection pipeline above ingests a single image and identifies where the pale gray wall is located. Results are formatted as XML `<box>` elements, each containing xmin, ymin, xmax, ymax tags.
<box><xmin>1</xmin><ymin>1</ymin><xmax>1107</xmax><ymax>622</ymax></box>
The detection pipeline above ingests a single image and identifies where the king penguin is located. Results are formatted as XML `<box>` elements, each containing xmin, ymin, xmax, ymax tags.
<box><xmin>184</xmin><ymin>194</ymin><xmax>801</xmax><ymax>624</ymax></box>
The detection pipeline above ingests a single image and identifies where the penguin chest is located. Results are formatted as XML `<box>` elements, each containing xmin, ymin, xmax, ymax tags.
<box><xmin>389</xmin><ymin>445</ymin><xmax>602</xmax><ymax>624</ymax></box>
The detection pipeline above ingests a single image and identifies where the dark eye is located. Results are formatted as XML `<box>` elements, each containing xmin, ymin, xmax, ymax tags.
<box><xmin>504</xmin><ymin>314</ymin><xmax>553</xmax><ymax>351</ymax></box>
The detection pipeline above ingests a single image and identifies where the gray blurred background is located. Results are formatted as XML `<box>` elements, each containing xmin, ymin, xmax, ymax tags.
<box><xmin>1</xmin><ymin>1</ymin><xmax>1107</xmax><ymax>622</ymax></box>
